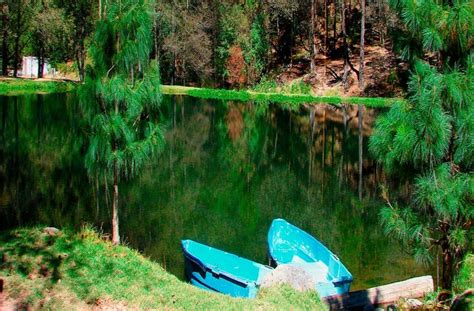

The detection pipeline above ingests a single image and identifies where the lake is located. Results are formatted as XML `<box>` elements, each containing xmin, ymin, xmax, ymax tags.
<box><xmin>0</xmin><ymin>92</ymin><xmax>430</xmax><ymax>290</ymax></box>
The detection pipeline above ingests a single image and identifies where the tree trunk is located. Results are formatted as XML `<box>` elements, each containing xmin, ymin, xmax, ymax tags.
<box><xmin>77</xmin><ymin>50</ymin><xmax>85</xmax><ymax>82</ymax></box>
<box><xmin>13</xmin><ymin>1</ymin><xmax>22</xmax><ymax>77</ymax></box>
<box><xmin>378</xmin><ymin>0</ymin><xmax>386</xmax><ymax>45</ymax></box>
<box><xmin>290</xmin><ymin>13</ymin><xmax>294</xmax><ymax>67</ymax></box>
<box><xmin>112</xmin><ymin>95</ymin><xmax>120</xmax><ymax>245</ymax></box>
<box><xmin>324</xmin><ymin>0</ymin><xmax>328</xmax><ymax>53</ymax></box>
<box><xmin>95</xmin><ymin>174</ymin><xmax>100</xmax><ymax>220</ymax></box>
<box><xmin>112</xmin><ymin>156</ymin><xmax>120</xmax><ymax>245</ymax></box>
<box><xmin>1</xmin><ymin>3</ymin><xmax>9</xmax><ymax>76</ymax></box>
<box><xmin>333</xmin><ymin>0</ymin><xmax>337</xmax><ymax>39</ymax></box>
<box><xmin>441</xmin><ymin>243</ymin><xmax>453</xmax><ymax>289</ymax></box>
<box><xmin>310</xmin><ymin>0</ymin><xmax>316</xmax><ymax>73</ymax></box>
<box><xmin>37</xmin><ymin>39</ymin><xmax>44</xmax><ymax>79</ymax></box>
<box><xmin>76</xmin><ymin>25</ymin><xmax>86</xmax><ymax>81</ymax></box>
<box><xmin>341</xmin><ymin>0</ymin><xmax>349</xmax><ymax>92</ymax></box>
<box><xmin>358</xmin><ymin>104</ymin><xmax>363</xmax><ymax>200</ymax></box>
<box><xmin>359</xmin><ymin>0</ymin><xmax>365</xmax><ymax>93</ymax></box>
<box><xmin>76</xmin><ymin>48</ymin><xmax>84</xmax><ymax>82</ymax></box>
<box><xmin>37</xmin><ymin>57</ymin><xmax>41</xmax><ymax>78</ymax></box>
<box><xmin>13</xmin><ymin>36</ymin><xmax>20</xmax><ymax>77</ymax></box>
<box><xmin>38</xmin><ymin>55</ymin><xmax>44</xmax><ymax>78</ymax></box>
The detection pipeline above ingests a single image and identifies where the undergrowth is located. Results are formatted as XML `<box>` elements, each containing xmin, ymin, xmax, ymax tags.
<box><xmin>454</xmin><ymin>253</ymin><xmax>474</xmax><ymax>293</ymax></box>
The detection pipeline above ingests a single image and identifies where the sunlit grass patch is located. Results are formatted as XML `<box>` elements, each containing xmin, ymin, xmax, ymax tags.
<box><xmin>0</xmin><ymin>78</ymin><xmax>76</xmax><ymax>95</ymax></box>
<box><xmin>0</xmin><ymin>227</ymin><xmax>328</xmax><ymax>310</ymax></box>
<box><xmin>161</xmin><ymin>84</ymin><xmax>401</xmax><ymax>108</ymax></box>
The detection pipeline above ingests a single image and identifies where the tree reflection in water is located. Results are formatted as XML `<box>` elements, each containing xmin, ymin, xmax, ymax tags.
<box><xmin>0</xmin><ymin>94</ymin><xmax>430</xmax><ymax>290</ymax></box>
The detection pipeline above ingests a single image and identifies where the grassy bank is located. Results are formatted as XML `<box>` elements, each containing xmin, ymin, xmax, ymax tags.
<box><xmin>0</xmin><ymin>79</ymin><xmax>399</xmax><ymax>108</ymax></box>
<box><xmin>0</xmin><ymin>78</ymin><xmax>76</xmax><ymax>95</ymax></box>
<box><xmin>0</xmin><ymin>79</ymin><xmax>400</xmax><ymax>108</ymax></box>
<box><xmin>161</xmin><ymin>85</ymin><xmax>402</xmax><ymax>108</ymax></box>
<box><xmin>0</xmin><ymin>227</ymin><xmax>327</xmax><ymax>310</ymax></box>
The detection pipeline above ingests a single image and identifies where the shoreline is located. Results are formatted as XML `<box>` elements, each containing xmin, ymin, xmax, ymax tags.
<box><xmin>0</xmin><ymin>78</ymin><xmax>401</xmax><ymax>107</ymax></box>
<box><xmin>161</xmin><ymin>85</ymin><xmax>402</xmax><ymax>107</ymax></box>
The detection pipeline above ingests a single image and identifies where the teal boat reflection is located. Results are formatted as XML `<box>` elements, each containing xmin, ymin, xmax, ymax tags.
<box><xmin>267</xmin><ymin>218</ymin><xmax>353</xmax><ymax>297</ymax></box>
<box><xmin>181</xmin><ymin>240</ymin><xmax>273</xmax><ymax>298</ymax></box>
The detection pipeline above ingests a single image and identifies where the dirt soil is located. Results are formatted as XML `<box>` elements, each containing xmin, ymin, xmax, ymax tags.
<box><xmin>275</xmin><ymin>43</ymin><xmax>407</xmax><ymax>98</ymax></box>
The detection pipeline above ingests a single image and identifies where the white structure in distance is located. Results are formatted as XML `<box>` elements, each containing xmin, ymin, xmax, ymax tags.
<box><xmin>21</xmin><ymin>56</ymin><xmax>56</xmax><ymax>78</ymax></box>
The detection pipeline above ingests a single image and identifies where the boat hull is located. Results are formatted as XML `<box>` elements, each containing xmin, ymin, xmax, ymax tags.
<box><xmin>181</xmin><ymin>240</ymin><xmax>272</xmax><ymax>298</ymax></box>
<box><xmin>267</xmin><ymin>219</ymin><xmax>353</xmax><ymax>297</ymax></box>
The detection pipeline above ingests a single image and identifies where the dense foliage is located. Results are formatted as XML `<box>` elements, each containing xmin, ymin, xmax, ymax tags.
<box><xmin>0</xmin><ymin>0</ymin><xmax>94</xmax><ymax>79</ymax></box>
<box><xmin>370</xmin><ymin>0</ymin><xmax>473</xmax><ymax>289</ymax></box>
<box><xmin>1</xmin><ymin>0</ymin><xmax>390</xmax><ymax>89</ymax></box>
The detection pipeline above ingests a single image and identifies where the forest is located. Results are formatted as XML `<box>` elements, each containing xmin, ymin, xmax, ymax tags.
<box><xmin>0</xmin><ymin>0</ymin><xmax>472</xmax><ymax>310</ymax></box>
<box><xmin>2</xmin><ymin>0</ymin><xmax>422</xmax><ymax>96</ymax></box>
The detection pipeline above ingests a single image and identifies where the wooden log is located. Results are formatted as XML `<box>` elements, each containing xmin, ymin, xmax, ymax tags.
<box><xmin>324</xmin><ymin>275</ymin><xmax>434</xmax><ymax>310</ymax></box>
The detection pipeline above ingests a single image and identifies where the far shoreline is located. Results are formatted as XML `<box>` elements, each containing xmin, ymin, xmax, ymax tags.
<box><xmin>0</xmin><ymin>78</ymin><xmax>402</xmax><ymax>107</ymax></box>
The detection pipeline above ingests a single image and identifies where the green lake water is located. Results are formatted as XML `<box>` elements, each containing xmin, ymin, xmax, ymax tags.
<box><xmin>0</xmin><ymin>93</ymin><xmax>430</xmax><ymax>290</ymax></box>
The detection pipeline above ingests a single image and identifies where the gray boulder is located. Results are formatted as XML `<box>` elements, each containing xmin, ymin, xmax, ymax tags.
<box><xmin>261</xmin><ymin>264</ymin><xmax>316</xmax><ymax>292</ymax></box>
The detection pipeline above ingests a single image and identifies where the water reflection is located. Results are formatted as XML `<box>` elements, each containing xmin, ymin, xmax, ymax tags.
<box><xmin>0</xmin><ymin>94</ymin><xmax>429</xmax><ymax>289</ymax></box>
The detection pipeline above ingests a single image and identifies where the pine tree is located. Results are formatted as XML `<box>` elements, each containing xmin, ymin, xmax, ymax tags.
<box><xmin>370</xmin><ymin>0</ymin><xmax>473</xmax><ymax>289</ymax></box>
<box><xmin>244</xmin><ymin>12</ymin><xmax>269</xmax><ymax>84</ymax></box>
<box><xmin>80</xmin><ymin>0</ymin><xmax>164</xmax><ymax>245</ymax></box>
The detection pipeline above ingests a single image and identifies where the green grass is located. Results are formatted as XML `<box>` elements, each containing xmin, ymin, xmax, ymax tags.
<box><xmin>0</xmin><ymin>80</ymin><xmax>400</xmax><ymax>108</ymax></box>
<box><xmin>0</xmin><ymin>78</ymin><xmax>76</xmax><ymax>95</ymax></box>
<box><xmin>161</xmin><ymin>85</ymin><xmax>402</xmax><ymax>108</ymax></box>
<box><xmin>251</xmin><ymin>77</ymin><xmax>312</xmax><ymax>95</ymax></box>
<box><xmin>0</xmin><ymin>80</ymin><xmax>401</xmax><ymax>108</ymax></box>
<box><xmin>0</xmin><ymin>227</ymin><xmax>327</xmax><ymax>310</ymax></box>
<box><xmin>454</xmin><ymin>253</ymin><xmax>474</xmax><ymax>293</ymax></box>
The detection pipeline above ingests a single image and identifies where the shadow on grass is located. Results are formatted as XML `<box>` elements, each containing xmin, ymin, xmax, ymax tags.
<box><xmin>0</xmin><ymin>230</ymin><xmax>66</xmax><ymax>283</ymax></box>
<box><xmin>324</xmin><ymin>288</ymin><xmax>392</xmax><ymax>310</ymax></box>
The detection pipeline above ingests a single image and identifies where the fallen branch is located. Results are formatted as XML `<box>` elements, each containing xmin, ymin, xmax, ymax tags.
<box><xmin>326</xmin><ymin>66</ymin><xmax>342</xmax><ymax>82</ymax></box>
<box><xmin>347</xmin><ymin>57</ymin><xmax>360</xmax><ymax>78</ymax></box>
<box><xmin>324</xmin><ymin>276</ymin><xmax>434</xmax><ymax>310</ymax></box>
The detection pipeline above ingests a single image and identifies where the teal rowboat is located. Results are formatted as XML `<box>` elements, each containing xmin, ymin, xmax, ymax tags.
<box><xmin>267</xmin><ymin>219</ymin><xmax>353</xmax><ymax>297</ymax></box>
<box><xmin>181</xmin><ymin>240</ymin><xmax>273</xmax><ymax>298</ymax></box>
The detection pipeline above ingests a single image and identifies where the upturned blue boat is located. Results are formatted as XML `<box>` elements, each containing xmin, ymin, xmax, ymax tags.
<box><xmin>267</xmin><ymin>218</ymin><xmax>353</xmax><ymax>297</ymax></box>
<box><xmin>181</xmin><ymin>240</ymin><xmax>273</xmax><ymax>298</ymax></box>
